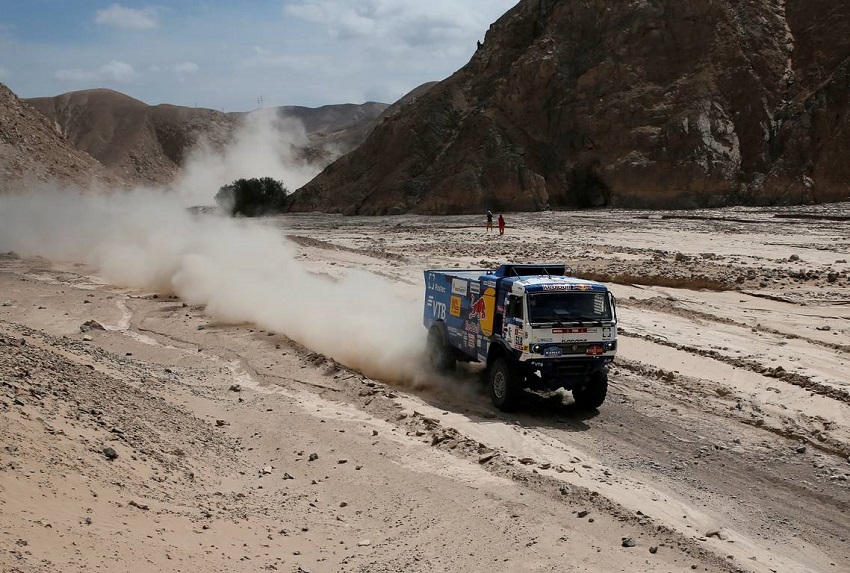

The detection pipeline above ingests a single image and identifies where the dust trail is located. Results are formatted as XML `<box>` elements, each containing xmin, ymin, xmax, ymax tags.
<box><xmin>175</xmin><ymin>107</ymin><xmax>325</xmax><ymax>207</ymax></box>
<box><xmin>0</xmin><ymin>186</ymin><xmax>425</xmax><ymax>383</ymax></box>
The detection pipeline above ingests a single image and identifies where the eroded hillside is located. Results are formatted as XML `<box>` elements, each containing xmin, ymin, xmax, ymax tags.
<box><xmin>287</xmin><ymin>0</ymin><xmax>850</xmax><ymax>214</ymax></box>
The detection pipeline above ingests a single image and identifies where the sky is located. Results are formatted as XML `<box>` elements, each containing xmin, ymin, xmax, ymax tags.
<box><xmin>0</xmin><ymin>0</ymin><xmax>517</xmax><ymax>111</ymax></box>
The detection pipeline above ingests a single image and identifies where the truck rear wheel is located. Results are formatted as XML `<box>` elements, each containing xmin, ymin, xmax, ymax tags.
<box><xmin>488</xmin><ymin>358</ymin><xmax>521</xmax><ymax>411</ymax></box>
<box><xmin>427</xmin><ymin>326</ymin><xmax>455</xmax><ymax>373</ymax></box>
<box><xmin>572</xmin><ymin>369</ymin><xmax>608</xmax><ymax>410</ymax></box>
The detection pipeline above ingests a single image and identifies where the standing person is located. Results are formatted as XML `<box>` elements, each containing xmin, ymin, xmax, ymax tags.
<box><xmin>498</xmin><ymin>213</ymin><xmax>506</xmax><ymax>235</ymax></box>
<box><xmin>486</xmin><ymin>210</ymin><xmax>493</xmax><ymax>233</ymax></box>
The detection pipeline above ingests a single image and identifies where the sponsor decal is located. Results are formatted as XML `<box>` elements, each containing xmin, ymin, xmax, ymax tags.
<box><xmin>537</xmin><ymin>337</ymin><xmax>553</xmax><ymax>342</ymax></box>
<box><xmin>540</xmin><ymin>283</ymin><xmax>596</xmax><ymax>291</ymax></box>
<box><xmin>585</xmin><ymin>345</ymin><xmax>604</xmax><ymax>356</ymax></box>
<box><xmin>483</xmin><ymin>280</ymin><xmax>496</xmax><ymax>289</ymax></box>
<box><xmin>452</xmin><ymin>279</ymin><xmax>468</xmax><ymax>296</ymax></box>
<box><xmin>426</xmin><ymin>296</ymin><xmax>434</xmax><ymax>308</ymax></box>
<box><xmin>450</xmin><ymin>296</ymin><xmax>462</xmax><ymax>317</ymax></box>
<box><xmin>469</xmin><ymin>296</ymin><xmax>486</xmax><ymax>320</ymax></box>
<box><xmin>470</xmin><ymin>282</ymin><xmax>480</xmax><ymax>296</ymax></box>
<box><xmin>464</xmin><ymin>320</ymin><xmax>478</xmax><ymax>333</ymax></box>
<box><xmin>432</xmin><ymin>301</ymin><xmax>447</xmax><ymax>320</ymax></box>
<box><xmin>553</xmin><ymin>328</ymin><xmax>588</xmax><ymax>334</ymax></box>
<box><xmin>543</xmin><ymin>346</ymin><xmax>563</xmax><ymax>357</ymax></box>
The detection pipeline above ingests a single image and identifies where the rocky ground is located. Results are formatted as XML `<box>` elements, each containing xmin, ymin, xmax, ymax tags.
<box><xmin>2</xmin><ymin>203</ymin><xmax>849</xmax><ymax>573</ymax></box>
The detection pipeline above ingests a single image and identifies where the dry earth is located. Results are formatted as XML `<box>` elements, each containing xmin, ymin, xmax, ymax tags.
<box><xmin>2</xmin><ymin>204</ymin><xmax>849</xmax><ymax>573</ymax></box>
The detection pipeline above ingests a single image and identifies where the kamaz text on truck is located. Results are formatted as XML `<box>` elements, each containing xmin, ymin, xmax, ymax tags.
<box><xmin>423</xmin><ymin>263</ymin><xmax>617</xmax><ymax>411</ymax></box>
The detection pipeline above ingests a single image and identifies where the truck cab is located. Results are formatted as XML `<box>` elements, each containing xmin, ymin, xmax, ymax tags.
<box><xmin>423</xmin><ymin>263</ymin><xmax>617</xmax><ymax>411</ymax></box>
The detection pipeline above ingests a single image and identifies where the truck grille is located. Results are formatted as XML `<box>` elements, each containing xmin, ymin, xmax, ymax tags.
<box><xmin>557</xmin><ymin>342</ymin><xmax>593</xmax><ymax>355</ymax></box>
<box><xmin>549</xmin><ymin>360</ymin><xmax>594</xmax><ymax>377</ymax></box>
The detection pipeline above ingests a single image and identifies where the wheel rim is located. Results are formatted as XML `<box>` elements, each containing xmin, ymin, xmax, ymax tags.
<box><xmin>492</xmin><ymin>370</ymin><xmax>507</xmax><ymax>399</ymax></box>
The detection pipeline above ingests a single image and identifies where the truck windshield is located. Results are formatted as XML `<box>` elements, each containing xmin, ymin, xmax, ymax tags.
<box><xmin>527</xmin><ymin>292</ymin><xmax>613</xmax><ymax>325</ymax></box>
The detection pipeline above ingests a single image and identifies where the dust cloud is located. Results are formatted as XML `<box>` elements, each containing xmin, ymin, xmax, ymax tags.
<box><xmin>0</xmin><ymin>187</ymin><xmax>426</xmax><ymax>382</ymax></box>
<box><xmin>175</xmin><ymin>108</ymin><xmax>324</xmax><ymax>207</ymax></box>
<box><xmin>0</xmin><ymin>108</ymin><xmax>428</xmax><ymax>384</ymax></box>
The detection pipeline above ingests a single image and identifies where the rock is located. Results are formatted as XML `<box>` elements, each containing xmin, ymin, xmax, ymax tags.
<box><xmin>518</xmin><ymin>457</ymin><xmax>535</xmax><ymax>465</ymax></box>
<box><xmin>577</xmin><ymin>510</ymin><xmax>589</xmax><ymax>518</ymax></box>
<box><xmin>82</xmin><ymin>335</ymin><xmax>93</xmax><ymax>342</ymax></box>
<box><xmin>283</xmin><ymin>473</ymin><xmax>294</xmax><ymax>480</ymax></box>
<box><xmin>102</xmin><ymin>446</ymin><xmax>118</xmax><ymax>460</ymax></box>
<box><xmin>622</xmin><ymin>537</ymin><xmax>636</xmax><ymax>548</ymax></box>
<box><xmin>228</xmin><ymin>384</ymin><xmax>241</xmax><ymax>392</ymax></box>
<box><xmin>337</xmin><ymin>459</ymin><xmax>347</xmax><ymax>464</ymax></box>
<box><xmin>215</xmin><ymin>419</ymin><xmax>228</xmax><ymax>427</ymax></box>
<box><xmin>559</xmin><ymin>485</ymin><xmax>570</xmax><ymax>496</ymax></box>
<box><xmin>816</xmin><ymin>325</ymin><xmax>831</xmax><ymax>331</ymax></box>
<box><xmin>649</xmin><ymin>546</ymin><xmax>658</xmax><ymax>554</ymax></box>
<box><xmin>796</xmin><ymin>445</ymin><xmax>807</xmax><ymax>454</ymax></box>
<box><xmin>478</xmin><ymin>451</ymin><xmax>496</xmax><ymax>464</ymax></box>
<box><xmin>128</xmin><ymin>500</ymin><xmax>150</xmax><ymax>511</ymax></box>
<box><xmin>308</xmin><ymin>453</ymin><xmax>319</xmax><ymax>462</ymax></box>
<box><xmin>79</xmin><ymin>320</ymin><xmax>105</xmax><ymax>332</ymax></box>
<box><xmin>261</xmin><ymin>466</ymin><xmax>273</xmax><ymax>475</ymax></box>
<box><xmin>357</xmin><ymin>539</ymin><xmax>371</xmax><ymax>547</ymax></box>
<box><xmin>789</xmin><ymin>254</ymin><xmax>801</xmax><ymax>261</ymax></box>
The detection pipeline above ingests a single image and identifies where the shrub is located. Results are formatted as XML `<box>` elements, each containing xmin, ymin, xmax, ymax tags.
<box><xmin>215</xmin><ymin>177</ymin><xmax>288</xmax><ymax>217</ymax></box>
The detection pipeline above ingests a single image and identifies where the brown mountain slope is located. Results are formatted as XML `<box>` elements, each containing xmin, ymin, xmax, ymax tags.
<box><xmin>27</xmin><ymin>89</ymin><xmax>236</xmax><ymax>185</ymax></box>
<box><xmin>27</xmin><ymin>90</ymin><xmax>389</xmax><ymax>186</ymax></box>
<box><xmin>0</xmin><ymin>83</ymin><xmax>120</xmax><ymax>192</ymax></box>
<box><xmin>287</xmin><ymin>0</ymin><xmax>850</xmax><ymax>215</ymax></box>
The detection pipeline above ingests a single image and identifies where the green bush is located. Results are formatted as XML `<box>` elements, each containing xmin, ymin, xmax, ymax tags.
<box><xmin>215</xmin><ymin>177</ymin><xmax>288</xmax><ymax>217</ymax></box>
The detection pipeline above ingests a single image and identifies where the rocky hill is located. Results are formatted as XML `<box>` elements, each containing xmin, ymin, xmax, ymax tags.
<box><xmin>0</xmin><ymin>83</ymin><xmax>120</xmax><ymax>192</ymax></box>
<box><xmin>27</xmin><ymin>90</ymin><xmax>388</xmax><ymax>186</ymax></box>
<box><xmin>287</xmin><ymin>0</ymin><xmax>850</xmax><ymax>215</ymax></box>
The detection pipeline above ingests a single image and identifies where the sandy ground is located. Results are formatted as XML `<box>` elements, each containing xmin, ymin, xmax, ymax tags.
<box><xmin>2</xmin><ymin>203</ymin><xmax>849</xmax><ymax>573</ymax></box>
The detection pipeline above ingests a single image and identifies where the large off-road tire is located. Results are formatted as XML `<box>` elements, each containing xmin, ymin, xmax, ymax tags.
<box><xmin>572</xmin><ymin>368</ymin><xmax>608</xmax><ymax>410</ymax></box>
<box><xmin>427</xmin><ymin>326</ymin><xmax>455</xmax><ymax>373</ymax></box>
<box><xmin>488</xmin><ymin>357</ymin><xmax>521</xmax><ymax>411</ymax></box>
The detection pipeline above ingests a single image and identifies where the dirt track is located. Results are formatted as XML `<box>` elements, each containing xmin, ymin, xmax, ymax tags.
<box><xmin>2</xmin><ymin>203</ymin><xmax>849</xmax><ymax>573</ymax></box>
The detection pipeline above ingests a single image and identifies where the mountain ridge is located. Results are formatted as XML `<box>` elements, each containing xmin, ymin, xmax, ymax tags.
<box><xmin>285</xmin><ymin>0</ymin><xmax>850</xmax><ymax>215</ymax></box>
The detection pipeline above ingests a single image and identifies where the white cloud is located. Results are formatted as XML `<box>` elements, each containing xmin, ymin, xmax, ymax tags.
<box><xmin>95</xmin><ymin>4</ymin><xmax>159</xmax><ymax>30</ymax></box>
<box><xmin>285</xmin><ymin>0</ymin><xmax>512</xmax><ymax>47</ymax></box>
<box><xmin>240</xmin><ymin>48</ymin><xmax>326</xmax><ymax>71</ymax></box>
<box><xmin>171</xmin><ymin>61</ymin><xmax>199</xmax><ymax>74</ymax></box>
<box><xmin>101</xmin><ymin>60</ymin><xmax>134</xmax><ymax>81</ymax></box>
<box><xmin>55</xmin><ymin>60</ymin><xmax>135</xmax><ymax>83</ymax></box>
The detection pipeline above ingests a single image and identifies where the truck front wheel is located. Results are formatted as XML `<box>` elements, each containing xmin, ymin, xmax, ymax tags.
<box><xmin>488</xmin><ymin>358</ymin><xmax>521</xmax><ymax>411</ymax></box>
<box><xmin>427</xmin><ymin>326</ymin><xmax>455</xmax><ymax>373</ymax></box>
<box><xmin>572</xmin><ymin>369</ymin><xmax>608</xmax><ymax>410</ymax></box>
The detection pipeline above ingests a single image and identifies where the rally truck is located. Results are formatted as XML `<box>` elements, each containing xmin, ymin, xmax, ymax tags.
<box><xmin>423</xmin><ymin>263</ymin><xmax>617</xmax><ymax>411</ymax></box>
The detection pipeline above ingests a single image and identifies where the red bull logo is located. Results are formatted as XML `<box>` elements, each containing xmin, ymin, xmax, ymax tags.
<box><xmin>469</xmin><ymin>296</ymin><xmax>487</xmax><ymax>320</ymax></box>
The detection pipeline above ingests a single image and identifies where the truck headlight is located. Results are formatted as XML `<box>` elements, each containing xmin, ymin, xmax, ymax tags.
<box><xmin>603</xmin><ymin>341</ymin><xmax>617</xmax><ymax>352</ymax></box>
<box><xmin>532</xmin><ymin>344</ymin><xmax>542</xmax><ymax>354</ymax></box>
